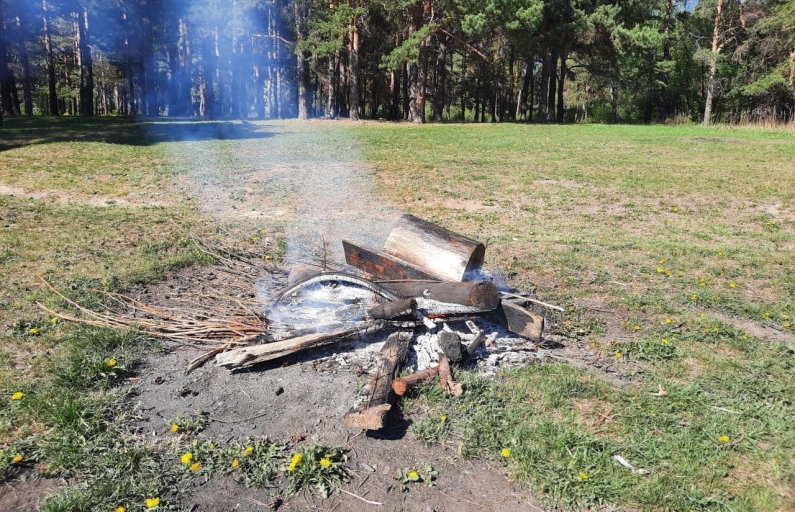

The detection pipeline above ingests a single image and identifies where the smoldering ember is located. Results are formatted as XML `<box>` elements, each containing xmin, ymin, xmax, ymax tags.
<box><xmin>43</xmin><ymin>213</ymin><xmax>562</xmax><ymax>434</ymax></box>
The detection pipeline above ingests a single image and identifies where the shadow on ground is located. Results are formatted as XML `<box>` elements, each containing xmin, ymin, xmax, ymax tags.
<box><xmin>0</xmin><ymin>117</ymin><xmax>273</xmax><ymax>151</ymax></box>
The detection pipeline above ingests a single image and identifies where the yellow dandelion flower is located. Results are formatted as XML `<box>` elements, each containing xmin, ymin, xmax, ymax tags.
<box><xmin>12</xmin><ymin>455</ymin><xmax>23</xmax><ymax>463</ymax></box>
<box><xmin>673</xmin><ymin>207</ymin><xmax>678</xmax><ymax>212</ymax></box>
<box><xmin>784</xmin><ymin>322</ymin><xmax>791</xmax><ymax>328</ymax></box>
<box><xmin>29</xmin><ymin>328</ymin><xmax>38</xmax><ymax>335</ymax></box>
<box><xmin>231</xmin><ymin>459</ymin><xmax>239</xmax><ymax>468</ymax></box>
<box><xmin>190</xmin><ymin>462</ymin><xmax>201</xmax><ymax>473</ymax></box>
<box><xmin>290</xmin><ymin>453</ymin><xmax>303</xmax><ymax>465</ymax></box>
<box><xmin>115</xmin><ymin>507</ymin><xmax>125</xmax><ymax>512</ymax></box>
<box><xmin>662</xmin><ymin>338</ymin><xmax>669</xmax><ymax>345</ymax></box>
<box><xmin>171</xmin><ymin>424</ymin><xmax>179</xmax><ymax>433</ymax></box>
<box><xmin>319</xmin><ymin>458</ymin><xmax>332</xmax><ymax>468</ymax></box>
<box><xmin>615</xmin><ymin>351</ymin><xmax>623</xmax><ymax>358</ymax></box>
<box><xmin>244</xmin><ymin>446</ymin><xmax>253</xmax><ymax>456</ymax></box>
<box><xmin>656</xmin><ymin>267</ymin><xmax>664</xmax><ymax>273</ymax></box>
<box><xmin>181</xmin><ymin>452</ymin><xmax>193</xmax><ymax>465</ymax></box>
<box><xmin>691</xmin><ymin>294</ymin><xmax>698</xmax><ymax>301</ymax></box>
<box><xmin>658</xmin><ymin>259</ymin><xmax>665</xmax><ymax>265</ymax></box>
<box><xmin>665</xmin><ymin>318</ymin><xmax>671</xmax><ymax>324</ymax></box>
<box><xmin>440</xmin><ymin>415</ymin><xmax>447</xmax><ymax>422</ymax></box>
<box><xmin>742</xmin><ymin>334</ymin><xmax>748</xmax><ymax>340</ymax></box>
<box><xmin>208</xmin><ymin>443</ymin><xmax>215</xmax><ymax>450</ymax></box>
<box><xmin>634</xmin><ymin>325</ymin><xmax>640</xmax><ymax>331</ymax></box>
<box><xmin>718</xmin><ymin>435</ymin><xmax>730</xmax><ymax>443</ymax></box>
<box><xmin>579</xmin><ymin>471</ymin><xmax>589</xmax><ymax>480</ymax></box>
<box><xmin>738</xmin><ymin>203</ymin><xmax>744</xmax><ymax>209</ymax></box>
<box><xmin>11</xmin><ymin>391</ymin><xmax>23</xmax><ymax>400</ymax></box>
<box><xmin>107</xmin><ymin>359</ymin><xmax>117</xmax><ymax>367</ymax></box>
<box><xmin>50</xmin><ymin>317</ymin><xmax>59</xmax><ymax>324</ymax></box>
<box><xmin>501</xmin><ymin>448</ymin><xmax>511</xmax><ymax>458</ymax></box>
<box><xmin>729</xmin><ymin>282</ymin><xmax>736</xmax><ymax>289</ymax></box>
<box><xmin>145</xmin><ymin>497</ymin><xmax>160</xmax><ymax>508</ymax></box>
<box><xmin>407</xmin><ymin>471</ymin><xmax>420</xmax><ymax>481</ymax></box>
<box><xmin>459</xmin><ymin>403</ymin><xmax>466</xmax><ymax>409</ymax></box>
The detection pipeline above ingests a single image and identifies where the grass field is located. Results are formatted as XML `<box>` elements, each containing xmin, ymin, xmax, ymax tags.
<box><xmin>1</xmin><ymin>118</ymin><xmax>794</xmax><ymax>511</ymax></box>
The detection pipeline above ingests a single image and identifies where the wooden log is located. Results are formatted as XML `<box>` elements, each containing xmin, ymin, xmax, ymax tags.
<box><xmin>215</xmin><ymin>322</ymin><xmax>387</xmax><ymax>369</ymax></box>
<box><xmin>379</xmin><ymin>280</ymin><xmax>499</xmax><ymax>311</ymax></box>
<box><xmin>367</xmin><ymin>298</ymin><xmax>417</xmax><ymax>320</ymax></box>
<box><xmin>344</xmin><ymin>331</ymin><xmax>414</xmax><ymax>430</ymax></box>
<box><xmin>382</xmin><ymin>214</ymin><xmax>486</xmax><ymax>282</ymax></box>
<box><xmin>342</xmin><ymin>240</ymin><xmax>437</xmax><ymax>281</ymax></box>
<box><xmin>391</xmin><ymin>366</ymin><xmax>440</xmax><ymax>396</ymax></box>
<box><xmin>438</xmin><ymin>355</ymin><xmax>465</xmax><ymax>396</ymax></box>
<box><xmin>488</xmin><ymin>300</ymin><xmax>544</xmax><ymax>342</ymax></box>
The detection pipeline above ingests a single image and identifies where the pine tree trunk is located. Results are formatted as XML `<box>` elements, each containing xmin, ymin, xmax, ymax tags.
<box><xmin>703</xmin><ymin>0</ymin><xmax>724</xmax><ymax>126</ymax></box>
<box><xmin>556</xmin><ymin>50</ymin><xmax>566</xmax><ymax>123</ymax></box>
<box><xmin>43</xmin><ymin>2</ymin><xmax>59</xmax><ymax>116</ymax></box>
<box><xmin>349</xmin><ymin>16</ymin><xmax>360</xmax><ymax>120</ymax></box>
<box><xmin>0</xmin><ymin>2</ymin><xmax>14</xmax><ymax>117</ymax></box>
<box><xmin>77</xmin><ymin>8</ymin><xmax>94</xmax><ymax>116</ymax></box>
<box><xmin>432</xmin><ymin>34</ymin><xmax>447</xmax><ymax>122</ymax></box>
<box><xmin>536</xmin><ymin>43</ymin><xmax>550</xmax><ymax>122</ymax></box>
<box><xmin>14</xmin><ymin>14</ymin><xmax>33</xmax><ymax>117</ymax></box>
<box><xmin>518</xmin><ymin>56</ymin><xmax>532</xmax><ymax>121</ymax></box>
<box><xmin>547</xmin><ymin>48</ymin><xmax>557</xmax><ymax>121</ymax></box>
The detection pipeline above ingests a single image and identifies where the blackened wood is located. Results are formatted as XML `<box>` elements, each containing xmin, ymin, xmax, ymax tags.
<box><xmin>391</xmin><ymin>366</ymin><xmax>439</xmax><ymax>396</ymax></box>
<box><xmin>382</xmin><ymin>214</ymin><xmax>486</xmax><ymax>282</ymax></box>
<box><xmin>367</xmin><ymin>299</ymin><xmax>417</xmax><ymax>320</ymax></box>
<box><xmin>342</xmin><ymin>239</ymin><xmax>436</xmax><ymax>280</ymax></box>
<box><xmin>380</xmin><ymin>280</ymin><xmax>499</xmax><ymax>311</ymax></box>
<box><xmin>488</xmin><ymin>300</ymin><xmax>544</xmax><ymax>342</ymax></box>
<box><xmin>344</xmin><ymin>330</ymin><xmax>414</xmax><ymax>430</ymax></box>
<box><xmin>437</xmin><ymin>331</ymin><xmax>463</xmax><ymax>363</ymax></box>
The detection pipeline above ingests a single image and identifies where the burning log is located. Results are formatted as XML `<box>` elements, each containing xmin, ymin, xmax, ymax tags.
<box><xmin>342</xmin><ymin>240</ymin><xmax>436</xmax><ymax>281</ymax></box>
<box><xmin>437</xmin><ymin>330</ymin><xmax>463</xmax><ymax>362</ymax></box>
<box><xmin>215</xmin><ymin>321</ymin><xmax>389</xmax><ymax>369</ymax></box>
<box><xmin>344</xmin><ymin>330</ymin><xmax>414</xmax><ymax>430</ymax></box>
<box><xmin>383</xmin><ymin>214</ymin><xmax>485</xmax><ymax>282</ymax></box>
<box><xmin>391</xmin><ymin>366</ymin><xmax>439</xmax><ymax>396</ymax></box>
<box><xmin>438</xmin><ymin>355</ymin><xmax>465</xmax><ymax>396</ymax></box>
<box><xmin>367</xmin><ymin>299</ymin><xmax>417</xmax><ymax>320</ymax></box>
<box><xmin>380</xmin><ymin>280</ymin><xmax>499</xmax><ymax>311</ymax></box>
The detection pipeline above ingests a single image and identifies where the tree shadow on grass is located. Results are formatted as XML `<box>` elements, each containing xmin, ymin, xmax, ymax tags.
<box><xmin>0</xmin><ymin>117</ymin><xmax>275</xmax><ymax>152</ymax></box>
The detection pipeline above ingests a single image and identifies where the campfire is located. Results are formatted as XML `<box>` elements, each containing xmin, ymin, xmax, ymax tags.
<box><xmin>41</xmin><ymin>215</ymin><xmax>554</xmax><ymax>431</ymax></box>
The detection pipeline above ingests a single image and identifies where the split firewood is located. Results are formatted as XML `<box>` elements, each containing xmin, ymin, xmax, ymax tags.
<box><xmin>438</xmin><ymin>355</ymin><xmax>465</xmax><ymax>396</ymax></box>
<box><xmin>342</xmin><ymin>240</ymin><xmax>436</xmax><ymax>281</ymax></box>
<box><xmin>367</xmin><ymin>299</ymin><xmax>417</xmax><ymax>320</ymax></box>
<box><xmin>487</xmin><ymin>300</ymin><xmax>544</xmax><ymax>341</ymax></box>
<box><xmin>215</xmin><ymin>321</ymin><xmax>389</xmax><ymax>369</ymax></box>
<box><xmin>380</xmin><ymin>280</ymin><xmax>499</xmax><ymax>311</ymax></box>
<box><xmin>391</xmin><ymin>366</ymin><xmax>439</xmax><ymax>396</ymax></box>
<box><xmin>464</xmin><ymin>321</ymin><xmax>484</xmax><ymax>357</ymax></box>
<box><xmin>382</xmin><ymin>214</ymin><xmax>485</xmax><ymax>282</ymax></box>
<box><xmin>344</xmin><ymin>330</ymin><xmax>414</xmax><ymax>430</ymax></box>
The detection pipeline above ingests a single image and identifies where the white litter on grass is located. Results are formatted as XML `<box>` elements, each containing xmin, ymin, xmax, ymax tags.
<box><xmin>612</xmin><ymin>455</ymin><xmax>649</xmax><ymax>475</ymax></box>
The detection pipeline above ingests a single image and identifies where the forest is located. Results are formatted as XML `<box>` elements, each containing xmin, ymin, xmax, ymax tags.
<box><xmin>0</xmin><ymin>0</ymin><xmax>793</xmax><ymax>127</ymax></box>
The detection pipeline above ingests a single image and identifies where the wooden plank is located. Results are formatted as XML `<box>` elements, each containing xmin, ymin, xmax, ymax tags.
<box><xmin>382</xmin><ymin>214</ymin><xmax>486</xmax><ymax>282</ymax></box>
<box><xmin>380</xmin><ymin>280</ymin><xmax>500</xmax><ymax>311</ymax></box>
<box><xmin>344</xmin><ymin>330</ymin><xmax>414</xmax><ymax>430</ymax></box>
<box><xmin>342</xmin><ymin>239</ymin><xmax>436</xmax><ymax>281</ymax></box>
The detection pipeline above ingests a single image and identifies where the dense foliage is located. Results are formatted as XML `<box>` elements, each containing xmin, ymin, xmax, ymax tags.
<box><xmin>0</xmin><ymin>0</ymin><xmax>793</xmax><ymax>125</ymax></box>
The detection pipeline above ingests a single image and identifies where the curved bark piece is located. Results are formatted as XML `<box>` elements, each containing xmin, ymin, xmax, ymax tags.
<box><xmin>270</xmin><ymin>272</ymin><xmax>401</xmax><ymax>304</ymax></box>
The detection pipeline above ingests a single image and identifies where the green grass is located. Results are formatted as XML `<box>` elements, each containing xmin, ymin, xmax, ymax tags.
<box><xmin>2</xmin><ymin>118</ymin><xmax>794</xmax><ymax>510</ymax></box>
<box><xmin>349</xmin><ymin>122</ymin><xmax>795</xmax><ymax>511</ymax></box>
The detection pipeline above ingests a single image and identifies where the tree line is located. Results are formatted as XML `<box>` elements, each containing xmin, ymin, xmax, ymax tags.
<box><xmin>0</xmin><ymin>0</ymin><xmax>793</xmax><ymax>127</ymax></box>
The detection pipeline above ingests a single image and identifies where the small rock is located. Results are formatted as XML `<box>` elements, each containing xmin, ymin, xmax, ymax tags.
<box><xmin>275</xmin><ymin>386</ymin><xmax>284</xmax><ymax>396</ymax></box>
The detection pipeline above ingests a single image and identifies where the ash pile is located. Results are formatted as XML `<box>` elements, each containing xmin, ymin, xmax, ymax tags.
<box><xmin>216</xmin><ymin>214</ymin><xmax>557</xmax><ymax>431</ymax></box>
